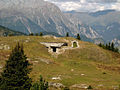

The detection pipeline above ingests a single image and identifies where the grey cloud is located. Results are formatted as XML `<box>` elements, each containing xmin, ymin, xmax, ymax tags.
<box><xmin>45</xmin><ymin>0</ymin><xmax>120</xmax><ymax>12</ymax></box>
<box><xmin>87</xmin><ymin>0</ymin><xmax>118</xmax><ymax>3</ymax></box>
<box><xmin>48</xmin><ymin>0</ymin><xmax>119</xmax><ymax>3</ymax></box>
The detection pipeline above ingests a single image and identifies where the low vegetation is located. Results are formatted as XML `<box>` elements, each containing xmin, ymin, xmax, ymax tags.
<box><xmin>0</xmin><ymin>36</ymin><xmax>120</xmax><ymax>90</ymax></box>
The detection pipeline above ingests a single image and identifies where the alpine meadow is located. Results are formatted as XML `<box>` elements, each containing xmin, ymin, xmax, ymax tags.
<box><xmin>0</xmin><ymin>0</ymin><xmax>120</xmax><ymax>90</ymax></box>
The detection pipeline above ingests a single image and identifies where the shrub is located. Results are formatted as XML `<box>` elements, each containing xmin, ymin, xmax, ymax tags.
<box><xmin>87</xmin><ymin>85</ymin><xmax>93</xmax><ymax>89</ymax></box>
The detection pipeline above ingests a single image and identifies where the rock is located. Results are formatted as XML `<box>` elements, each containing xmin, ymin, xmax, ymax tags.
<box><xmin>0</xmin><ymin>45</ymin><xmax>10</xmax><ymax>50</ymax></box>
<box><xmin>35</xmin><ymin>57</ymin><xmax>53</xmax><ymax>64</ymax></box>
<box><xmin>0</xmin><ymin>46</ymin><xmax>3</xmax><ymax>50</ymax></box>
<box><xmin>0</xmin><ymin>66</ymin><xmax>3</xmax><ymax>69</ymax></box>
<box><xmin>52</xmin><ymin>77</ymin><xmax>61</xmax><ymax>80</ymax></box>
<box><xmin>71</xmin><ymin>69</ymin><xmax>74</xmax><ymax>72</ymax></box>
<box><xmin>34</xmin><ymin>61</ymin><xmax>39</xmax><ymax>63</ymax></box>
<box><xmin>25</xmin><ymin>40</ymin><xmax>29</xmax><ymax>43</ymax></box>
<box><xmin>27</xmin><ymin>58</ymin><xmax>31</xmax><ymax>61</ymax></box>
<box><xmin>81</xmin><ymin>74</ymin><xmax>85</xmax><ymax>76</ymax></box>
<box><xmin>71</xmin><ymin>84</ymin><xmax>88</xmax><ymax>89</ymax></box>
<box><xmin>49</xmin><ymin>82</ymin><xmax>65</xmax><ymax>88</ymax></box>
<box><xmin>98</xmin><ymin>84</ymin><xmax>103</xmax><ymax>87</ymax></box>
<box><xmin>4</xmin><ymin>45</ymin><xmax>10</xmax><ymax>50</ymax></box>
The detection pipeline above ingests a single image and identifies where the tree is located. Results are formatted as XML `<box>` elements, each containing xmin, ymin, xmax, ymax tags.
<box><xmin>111</xmin><ymin>42</ymin><xmax>115</xmax><ymax>51</ymax></box>
<box><xmin>8</xmin><ymin>33</ymin><xmax>14</xmax><ymax>36</ymax></box>
<box><xmin>108</xmin><ymin>42</ymin><xmax>111</xmax><ymax>50</ymax></box>
<box><xmin>29</xmin><ymin>33</ymin><xmax>34</xmax><ymax>36</ymax></box>
<box><xmin>106</xmin><ymin>44</ymin><xmax>109</xmax><ymax>49</ymax></box>
<box><xmin>76</xmin><ymin>34</ymin><xmax>81</xmax><ymax>40</ymax></box>
<box><xmin>31</xmin><ymin>75</ymin><xmax>49</xmax><ymax>90</ymax></box>
<box><xmin>98</xmin><ymin>43</ymin><xmax>102</xmax><ymax>47</ymax></box>
<box><xmin>66</xmin><ymin>32</ymin><xmax>69</xmax><ymax>37</ymax></box>
<box><xmin>40</xmin><ymin>32</ymin><xmax>43</xmax><ymax>36</ymax></box>
<box><xmin>0</xmin><ymin>43</ymin><xmax>32</xmax><ymax>90</ymax></box>
<box><xmin>35</xmin><ymin>33</ymin><xmax>39</xmax><ymax>36</ymax></box>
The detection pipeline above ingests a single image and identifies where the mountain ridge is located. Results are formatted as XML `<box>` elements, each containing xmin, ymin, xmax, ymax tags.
<box><xmin>0</xmin><ymin>0</ymin><xmax>101</xmax><ymax>41</ymax></box>
<box><xmin>0</xmin><ymin>25</ymin><xmax>25</xmax><ymax>36</ymax></box>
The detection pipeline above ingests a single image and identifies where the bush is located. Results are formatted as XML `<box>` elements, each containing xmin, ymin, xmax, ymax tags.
<box><xmin>64</xmin><ymin>87</ymin><xmax>70</xmax><ymax>90</ymax></box>
<box><xmin>87</xmin><ymin>85</ymin><xmax>93</xmax><ymax>89</ymax></box>
<box><xmin>102</xmin><ymin>72</ymin><xmax>106</xmax><ymax>74</ymax></box>
<box><xmin>31</xmin><ymin>75</ymin><xmax>49</xmax><ymax>90</ymax></box>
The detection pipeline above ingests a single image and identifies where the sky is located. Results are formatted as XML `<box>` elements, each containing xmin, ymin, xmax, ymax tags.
<box><xmin>44</xmin><ymin>0</ymin><xmax>120</xmax><ymax>12</ymax></box>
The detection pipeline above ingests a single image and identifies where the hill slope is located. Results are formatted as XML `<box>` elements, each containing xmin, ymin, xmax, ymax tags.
<box><xmin>0</xmin><ymin>36</ymin><xmax>120</xmax><ymax>89</ymax></box>
<box><xmin>0</xmin><ymin>25</ymin><xmax>25</xmax><ymax>36</ymax></box>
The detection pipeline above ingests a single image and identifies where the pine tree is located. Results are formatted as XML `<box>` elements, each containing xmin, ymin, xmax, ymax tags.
<box><xmin>40</xmin><ymin>32</ymin><xmax>43</xmax><ymax>36</ymax></box>
<box><xmin>98</xmin><ymin>43</ymin><xmax>102</xmax><ymax>47</ymax></box>
<box><xmin>29</xmin><ymin>33</ymin><xmax>34</xmax><ymax>36</ymax></box>
<box><xmin>32</xmin><ymin>75</ymin><xmax>49</xmax><ymax>90</ymax></box>
<box><xmin>66</xmin><ymin>32</ymin><xmax>69</xmax><ymax>37</ymax></box>
<box><xmin>76</xmin><ymin>34</ymin><xmax>81</xmax><ymax>40</ymax></box>
<box><xmin>111</xmin><ymin>42</ymin><xmax>115</xmax><ymax>51</ymax></box>
<box><xmin>108</xmin><ymin>42</ymin><xmax>111</xmax><ymax>50</ymax></box>
<box><xmin>0</xmin><ymin>43</ymin><xmax>32</xmax><ymax>90</ymax></box>
<box><xmin>35</xmin><ymin>33</ymin><xmax>39</xmax><ymax>36</ymax></box>
<box><xmin>106</xmin><ymin>44</ymin><xmax>109</xmax><ymax>49</ymax></box>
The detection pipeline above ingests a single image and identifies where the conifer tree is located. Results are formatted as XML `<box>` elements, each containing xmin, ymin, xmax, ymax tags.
<box><xmin>40</xmin><ymin>32</ymin><xmax>43</xmax><ymax>36</ymax></box>
<box><xmin>0</xmin><ymin>43</ymin><xmax>32</xmax><ymax>90</ymax></box>
<box><xmin>32</xmin><ymin>75</ymin><xmax>49</xmax><ymax>90</ymax></box>
<box><xmin>76</xmin><ymin>34</ymin><xmax>81</xmax><ymax>40</ymax></box>
<box><xmin>108</xmin><ymin>42</ymin><xmax>111</xmax><ymax>50</ymax></box>
<box><xmin>29</xmin><ymin>33</ymin><xmax>34</xmax><ymax>36</ymax></box>
<box><xmin>36</xmin><ymin>33</ymin><xmax>39</xmax><ymax>36</ymax></box>
<box><xmin>111</xmin><ymin>42</ymin><xmax>115</xmax><ymax>51</ymax></box>
<box><xmin>98</xmin><ymin>43</ymin><xmax>102</xmax><ymax>47</ymax></box>
<box><xmin>106</xmin><ymin>44</ymin><xmax>108</xmax><ymax>49</ymax></box>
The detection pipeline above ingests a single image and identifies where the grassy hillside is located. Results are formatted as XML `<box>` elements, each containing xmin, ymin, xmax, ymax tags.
<box><xmin>0</xmin><ymin>36</ymin><xmax>120</xmax><ymax>90</ymax></box>
<box><xmin>0</xmin><ymin>25</ymin><xmax>25</xmax><ymax>36</ymax></box>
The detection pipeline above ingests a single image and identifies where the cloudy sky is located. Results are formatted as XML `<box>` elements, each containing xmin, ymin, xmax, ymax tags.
<box><xmin>44</xmin><ymin>0</ymin><xmax>120</xmax><ymax>12</ymax></box>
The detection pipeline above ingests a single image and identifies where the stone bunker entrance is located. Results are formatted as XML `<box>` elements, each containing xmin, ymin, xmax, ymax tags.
<box><xmin>40</xmin><ymin>42</ymin><xmax>68</xmax><ymax>54</ymax></box>
<box><xmin>72</xmin><ymin>40</ymin><xmax>79</xmax><ymax>48</ymax></box>
<box><xmin>51</xmin><ymin>46</ymin><xmax>58</xmax><ymax>52</ymax></box>
<box><xmin>73</xmin><ymin>42</ymin><xmax>77</xmax><ymax>48</ymax></box>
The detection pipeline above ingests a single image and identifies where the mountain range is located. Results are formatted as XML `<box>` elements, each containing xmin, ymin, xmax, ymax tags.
<box><xmin>0</xmin><ymin>0</ymin><xmax>102</xmax><ymax>41</ymax></box>
<box><xmin>64</xmin><ymin>9</ymin><xmax>120</xmax><ymax>46</ymax></box>
<box><xmin>0</xmin><ymin>0</ymin><xmax>119</xmax><ymax>46</ymax></box>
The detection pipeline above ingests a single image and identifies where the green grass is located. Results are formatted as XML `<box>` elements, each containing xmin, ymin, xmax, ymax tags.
<box><xmin>0</xmin><ymin>36</ymin><xmax>120</xmax><ymax>90</ymax></box>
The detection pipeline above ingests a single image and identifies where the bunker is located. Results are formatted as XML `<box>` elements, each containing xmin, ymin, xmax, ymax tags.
<box><xmin>40</xmin><ymin>42</ymin><xmax>68</xmax><ymax>53</ymax></box>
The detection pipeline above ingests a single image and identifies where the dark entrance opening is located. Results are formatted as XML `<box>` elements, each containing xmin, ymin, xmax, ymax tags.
<box><xmin>52</xmin><ymin>47</ymin><xmax>57</xmax><ymax>52</ymax></box>
<box><xmin>73</xmin><ymin>42</ymin><xmax>77</xmax><ymax>48</ymax></box>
